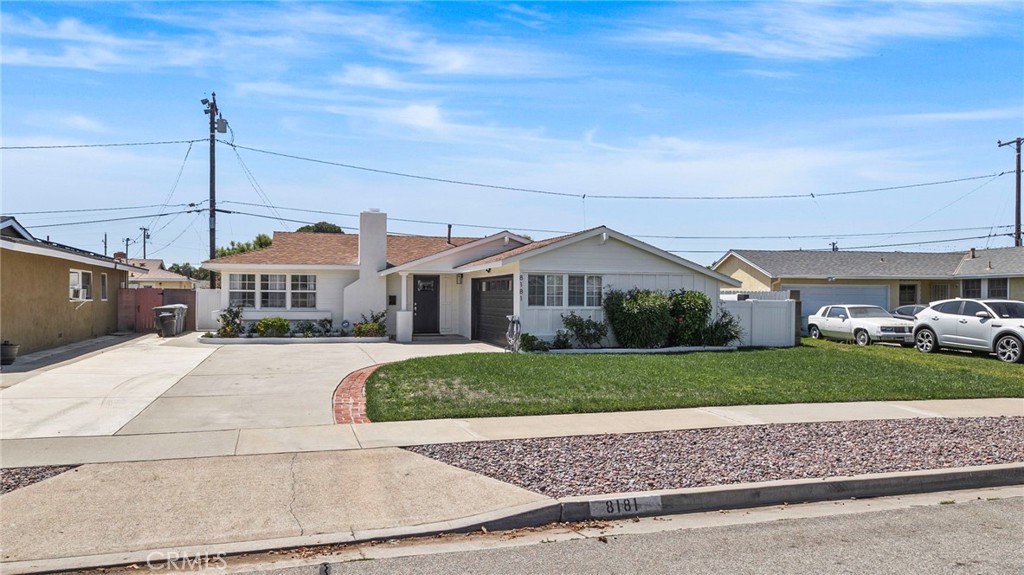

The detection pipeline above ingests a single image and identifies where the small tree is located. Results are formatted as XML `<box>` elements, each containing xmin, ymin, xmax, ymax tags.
<box><xmin>668</xmin><ymin>290</ymin><xmax>713</xmax><ymax>346</ymax></box>
<box><xmin>296</xmin><ymin>221</ymin><xmax>345</xmax><ymax>233</ymax></box>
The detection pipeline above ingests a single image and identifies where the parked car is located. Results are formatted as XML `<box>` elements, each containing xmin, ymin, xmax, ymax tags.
<box><xmin>891</xmin><ymin>304</ymin><xmax>927</xmax><ymax>321</ymax></box>
<box><xmin>913</xmin><ymin>298</ymin><xmax>1024</xmax><ymax>363</ymax></box>
<box><xmin>807</xmin><ymin>304</ymin><xmax>915</xmax><ymax>346</ymax></box>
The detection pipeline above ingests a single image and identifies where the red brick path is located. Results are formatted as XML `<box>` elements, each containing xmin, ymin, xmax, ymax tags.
<box><xmin>333</xmin><ymin>365</ymin><xmax>381</xmax><ymax>424</ymax></box>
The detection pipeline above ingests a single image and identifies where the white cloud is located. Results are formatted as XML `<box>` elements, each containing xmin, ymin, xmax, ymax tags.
<box><xmin>621</xmin><ymin>2</ymin><xmax>1003</xmax><ymax>61</ymax></box>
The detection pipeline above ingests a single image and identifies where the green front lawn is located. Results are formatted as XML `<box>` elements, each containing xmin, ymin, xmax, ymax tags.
<box><xmin>364</xmin><ymin>339</ymin><xmax>1024</xmax><ymax>422</ymax></box>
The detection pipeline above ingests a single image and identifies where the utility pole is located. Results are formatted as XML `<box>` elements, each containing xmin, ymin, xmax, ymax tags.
<box><xmin>139</xmin><ymin>227</ymin><xmax>151</xmax><ymax>258</ymax></box>
<box><xmin>123</xmin><ymin>237</ymin><xmax>133</xmax><ymax>257</ymax></box>
<box><xmin>103</xmin><ymin>233</ymin><xmax>108</xmax><ymax>256</ymax></box>
<box><xmin>997</xmin><ymin>137</ymin><xmax>1022</xmax><ymax>247</ymax></box>
<box><xmin>202</xmin><ymin>93</ymin><xmax>228</xmax><ymax>287</ymax></box>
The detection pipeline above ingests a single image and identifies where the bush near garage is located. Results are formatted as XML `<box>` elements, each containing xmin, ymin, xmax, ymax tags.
<box><xmin>255</xmin><ymin>316</ymin><xmax>291</xmax><ymax>337</ymax></box>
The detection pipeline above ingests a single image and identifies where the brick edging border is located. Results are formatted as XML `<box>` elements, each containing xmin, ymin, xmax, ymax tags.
<box><xmin>333</xmin><ymin>365</ymin><xmax>382</xmax><ymax>424</ymax></box>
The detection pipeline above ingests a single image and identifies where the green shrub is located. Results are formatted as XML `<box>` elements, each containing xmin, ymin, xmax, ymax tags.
<box><xmin>560</xmin><ymin>312</ymin><xmax>608</xmax><ymax>348</ymax></box>
<box><xmin>353</xmin><ymin>310</ymin><xmax>387</xmax><ymax>337</ymax></box>
<box><xmin>216</xmin><ymin>306</ymin><xmax>244</xmax><ymax>338</ymax></box>
<box><xmin>255</xmin><ymin>316</ymin><xmax>291</xmax><ymax>337</ymax></box>
<box><xmin>602</xmin><ymin>288</ymin><xmax>674</xmax><ymax>348</ymax></box>
<box><xmin>668</xmin><ymin>290</ymin><xmax>713</xmax><ymax>346</ymax></box>
<box><xmin>519</xmin><ymin>333</ymin><xmax>550</xmax><ymax>352</ymax></box>
<box><xmin>294</xmin><ymin>320</ymin><xmax>317</xmax><ymax>337</ymax></box>
<box><xmin>551</xmin><ymin>331</ymin><xmax>573</xmax><ymax>349</ymax></box>
<box><xmin>317</xmin><ymin>318</ymin><xmax>333</xmax><ymax>334</ymax></box>
<box><xmin>702</xmin><ymin>309</ymin><xmax>744</xmax><ymax>346</ymax></box>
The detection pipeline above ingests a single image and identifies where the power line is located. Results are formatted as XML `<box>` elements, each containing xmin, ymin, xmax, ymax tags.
<box><xmin>214</xmin><ymin>208</ymin><xmax>358</xmax><ymax>230</ymax></box>
<box><xmin>842</xmin><ymin>233</ymin><xmax>1012</xmax><ymax>250</ymax></box>
<box><xmin>225</xmin><ymin>142</ymin><xmax>585</xmax><ymax>199</ymax></box>
<box><xmin>1</xmin><ymin>139</ymin><xmax>205</xmax><ymax>150</ymax></box>
<box><xmin>219</xmin><ymin>200</ymin><xmax>1015</xmax><ymax>242</ymax></box>
<box><xmin>24</xmin><ymin>210</ymin><xmax>201</xmax><ymax>228</ymax></box>
<box><xmin>222</xmin><ymin>140</ymin><xmax>1007</xmax><ymax>202</ymax></box>
<box><xmin>6</xmin><ymin>203</ymin><xmax>198</xmax><ymax>216</ymax></box>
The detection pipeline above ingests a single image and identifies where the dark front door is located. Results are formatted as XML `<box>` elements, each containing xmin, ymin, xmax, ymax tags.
<box><xmin>413</xmin><ymin>275</ymin><xmax>440</xmax><ymax>333</ymax></box>
<box><xmin>472</xmin><ymin>275</ymin><xmax>514</xmax><ymax>346</ymax></box>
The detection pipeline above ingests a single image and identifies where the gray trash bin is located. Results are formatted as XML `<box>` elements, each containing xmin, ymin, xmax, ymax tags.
<box><xmin>157</xmin><ymin>313</ymin><xmax>177</xmax><ymax>337</ymax></box>
<box><xmin>153</xmin><ymin>304</ymin><xmax>189</xmax><ymax>336</ymax></box>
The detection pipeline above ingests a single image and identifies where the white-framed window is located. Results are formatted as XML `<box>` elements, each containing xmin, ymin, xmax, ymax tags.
<box><xmin>228</xmin><ymin>273</ymin><xmax>256</xmax><ymax>308</ymax></box>
<box><xmin>568</xmin><ymin>275</ymin><xmax>603</xmax><ymax>307</ymax></box>
<box><xmin>69</xmin><ymin>269</ymin><xmax>93</xmax><ymax>300</ymax></box>
<box><xmin>100</xmin><ymin>273</ymin><xmax>109</xmax><ymax>301</ymax></box>
<box><xmin>987</xmin><ymin>278</ymin><xmax>1009</xmax><ymax>299</ymax></box>
<box><xmin>528</xmin><ymin>274</ymin><xmax>603</xmax><ymax>307</ymax></box>
<box><xmin>291</xmin><ymin>275</ymin><xmax>317</xmax><ymax>308</ymax></box>
<box><xmin>260</xmin><ymin>274</ymin><xmax>287</xmax><ymax>308</ymax></box>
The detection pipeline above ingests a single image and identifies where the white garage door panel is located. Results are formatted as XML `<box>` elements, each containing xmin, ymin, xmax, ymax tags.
<box><xmin>783</xmin><ymin>284</ymin><xmax>889</xmax><ymax>334</ymax></box>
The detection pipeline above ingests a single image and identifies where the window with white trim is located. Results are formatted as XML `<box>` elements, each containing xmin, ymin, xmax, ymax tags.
<box><xmin>69</xmin><ymin>269</ymin><xmax>93</xmax><ymax>300</ymax></box>
<box><xmin>100</xmin><ymin>273</ymin><xmax>108</xmax><ymax>301</ymax></box>
<box><xmin>228</xmin><ymin>273</ymin><xmax>256</xmax><ymax>308</ymax></box>
<box><xmin>988</xmin><ymin>278</ymin><xmax>1009</xmax><ymax>299</ymax></box>
<box><xmin>291</xmin><ymin>275</ymin><xmax>317</xmax><ymax>308</ymax></box>
<box><xmin>568</xmin><ymin>275</ymin><xmax>603</xmax><ymax>307</ymax></box>
<box><xmin>528</xmin><ymin>274</ymin><xmax>603</xmax><ymax>307</ymax></box>
<box><xmin>260</xmin><ymin>274</ymin><xmax>287</xmax><ymax>308</ymax></box>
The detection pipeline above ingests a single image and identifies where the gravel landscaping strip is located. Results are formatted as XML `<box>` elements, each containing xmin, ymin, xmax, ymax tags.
<box><xmin>1</xmin><ymin>465</ymin><xmax>79</xmax><ymax>495</ymax></box>
<box><xmin>407</xmin><ymin>417</ymin><xmax>1024</xmax><ymax>498</ymax></box>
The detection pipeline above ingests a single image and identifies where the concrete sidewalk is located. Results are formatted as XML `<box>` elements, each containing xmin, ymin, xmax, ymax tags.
<box><xmin>3</xmin><ymin>397</ymin><xmax>1021</xmax><ymax>467</ymax></box>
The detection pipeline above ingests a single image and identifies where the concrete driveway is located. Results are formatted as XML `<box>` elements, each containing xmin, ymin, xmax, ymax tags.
<box><xmin>1</xmin><ymin>334</ymin><xmax>499</xmax><ymax>439</ymax></box>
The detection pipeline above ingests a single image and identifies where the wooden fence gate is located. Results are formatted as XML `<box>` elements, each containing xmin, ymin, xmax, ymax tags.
<box><xmin>117</xmin><ymin>288</ymin><xmax>197</xmax><ymax>332</ymax></box>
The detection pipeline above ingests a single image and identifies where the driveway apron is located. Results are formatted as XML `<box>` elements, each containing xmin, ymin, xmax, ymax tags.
<box><xmin>0</xmin><ymin>337</ymin><xmax>215</xmax><ymax>439</ymax></box>
<box><xmin>115</xmin><ymin>341</ymin><xmax>499</xmax><ymax>435</ymax></box>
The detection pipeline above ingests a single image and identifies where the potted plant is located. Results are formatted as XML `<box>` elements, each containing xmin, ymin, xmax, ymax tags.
<box><xmin>1</xmin><ymin>340</ymin><xmax>20</xmax><ymax>366</ymax></box>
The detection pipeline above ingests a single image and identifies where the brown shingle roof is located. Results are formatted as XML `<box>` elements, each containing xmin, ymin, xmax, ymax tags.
<box><xmin>205</xmin><ymin>232</ymin><xmax>479</xmax><ymax>267</ymax></box>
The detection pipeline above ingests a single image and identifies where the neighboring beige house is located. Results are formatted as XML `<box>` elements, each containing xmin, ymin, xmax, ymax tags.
<box><xmin>712</xmin><ymin>247</ymin><xmax>1024</xmax><ymax>330</ymax></box>
<box><xmin>125</xmin><ymin>258</ymin><xmax>196</xmax><ymax>289</ymax></box>
<box><xmin>0</xmin><ymin>216</ymin><xmax>146</xmax><ymax>354</ymax></box>
<box><xmin>203</xmin><ymin>210</ymin><xmax>740</xmax><ymax>345</ymax></box>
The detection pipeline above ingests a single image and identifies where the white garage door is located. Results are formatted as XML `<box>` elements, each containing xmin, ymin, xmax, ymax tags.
<box><xmin>783</xmin><ymin>284</ymin><xmax>890</xmax><ymax>334</ymax></box>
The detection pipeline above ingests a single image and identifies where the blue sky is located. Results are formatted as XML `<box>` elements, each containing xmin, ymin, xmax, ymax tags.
<box><xmin>2</xmin><ymin>1</ymin><xmax>1022</xmax><ymax>267</ymax></box>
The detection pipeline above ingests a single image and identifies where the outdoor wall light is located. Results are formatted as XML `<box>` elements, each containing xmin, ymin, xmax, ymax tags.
<box><xmin>456</xmin><ymin>273</ymin><xmax>464</xmax><ymax>284</ymax></box>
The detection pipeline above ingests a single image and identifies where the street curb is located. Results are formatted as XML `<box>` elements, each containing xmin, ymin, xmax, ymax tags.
<box><xmin>2</xmin><ymin>464</ymin><xmax>1021</xmax><ymax>574</ymax></box>
<box><xmin>559</xmin><ymin>463</ymin><xmax>1024</xmax><ymax>523</ymax></box>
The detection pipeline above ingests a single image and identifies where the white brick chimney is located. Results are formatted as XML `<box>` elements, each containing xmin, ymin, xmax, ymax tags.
<box><xmin>343</xmin><ymin>209</ymin><xmax>389</xmax><ymax>328</ymax></box>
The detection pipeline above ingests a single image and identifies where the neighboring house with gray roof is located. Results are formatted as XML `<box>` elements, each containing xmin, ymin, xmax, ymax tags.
<box><xmin>712</xmin><ymin>247</ymin><xmax>1024</xmax><ymax>332</ymax></box>
<box><xmin>204</xmin><ymin>210</ymin><xmax>740</xmax><ymax>346</ymax></box>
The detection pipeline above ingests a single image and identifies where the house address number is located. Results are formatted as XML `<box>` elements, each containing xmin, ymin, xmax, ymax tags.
<box><xmin>589</xmin><ymin>495</ymin><xmax>663</xmax><ymax>518</ymax></box>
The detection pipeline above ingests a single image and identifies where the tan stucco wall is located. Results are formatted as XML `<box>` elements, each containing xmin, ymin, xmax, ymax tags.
<box><xmin>714</xmin><ymin>256</ymin><xmax>772</xmax><ymax>290</ymax></box>
<box><xmin>131</xmin><ymin>280</ymin><xmax>194</xmax><ymax>289</ymax></box>
<box><xmin>1010</xmin><ymin>277</ymin><xmax>1024</xmax><ymax>300</ymax></box>
<box><xmin>0</xmin><ymin>249</ymin><xmax>128</xmax><ymax>354</ymax></box>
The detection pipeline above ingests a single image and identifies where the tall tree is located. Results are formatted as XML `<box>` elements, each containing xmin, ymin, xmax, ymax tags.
<box><xmin>296</xmin><ymin>221</ymin><xmax>345</xmax><ymax>233</ymax></box>
<box><xmin>168</xmin><ymin>262</ymin><xmax>210</xmax><ymax>281</ymax></box>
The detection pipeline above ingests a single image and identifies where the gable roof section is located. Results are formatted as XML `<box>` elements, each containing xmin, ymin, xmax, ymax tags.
<box><xmin>457</xmin><ymin>226</ymin><xmax>741</xmax><ymax>286</ymax></box>
<box><xmin>953</xmin><ymin>247</ymin><xmax>1024</xmax><ymax>278</ymax></box>
<box><xmin>204</xmin><ymin>232</ymin><xmax>479</xmax><ymax>268</ymax></box>
<box><xmin>1</xmin><ymin>216</ymin><xmax>34</xmax><ymax>240</ymax></box>
<box><xmin>717</xmin><ymin>249</ymin><xmax>966</xmax><ymax>280</ymax></box>
<box><xmin>381</xmin><ymin>231</ymin><xmax>532</xmax><ymax>275</ymax></box>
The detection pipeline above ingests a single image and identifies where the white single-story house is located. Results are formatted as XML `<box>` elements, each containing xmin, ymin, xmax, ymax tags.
<box><xmin>203</xmin><ymin>210</ymin><xmax>741</xmax><ymax>345</ymax></box>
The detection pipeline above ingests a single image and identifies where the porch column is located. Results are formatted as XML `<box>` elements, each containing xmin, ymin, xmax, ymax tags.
<box><xmin>396</xmin><ymin>272</ymin><xmax>413</xmax><ymax>343</ymax></box>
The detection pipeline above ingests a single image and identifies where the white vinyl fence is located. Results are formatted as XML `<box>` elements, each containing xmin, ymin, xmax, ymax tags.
<box><xmin>722</xmin><ymin>299</ymin><xmax>798</xmax><ymax>347</ymax></box>
<box><xmin>196</xmin><ymin>288</ymin><xmax>222</xmax><ymax>332</ymax></box>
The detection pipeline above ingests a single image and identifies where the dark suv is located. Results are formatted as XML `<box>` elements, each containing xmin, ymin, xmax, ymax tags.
<box><xmin>913</xmin><ymin>298</ymin><xmax>1024</xmax><ymax>363</ymax></box>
